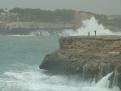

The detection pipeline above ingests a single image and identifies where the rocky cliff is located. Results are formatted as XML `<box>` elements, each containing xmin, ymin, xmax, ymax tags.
<box><xmin>0</xmin><ymin>9</ymin><xmax>94</xmax><ymax>33</ymax></box>
<box><xmin>40</xmin><ymin>36</ymin><xmax>121</xmax><ymax>88</ymax></box>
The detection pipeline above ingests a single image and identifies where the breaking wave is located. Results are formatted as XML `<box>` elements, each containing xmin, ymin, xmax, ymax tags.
<box><xmin>30</xmin><ymin>31</ymin><xmax>50</xmax><ymax>36</ymax></box>
<box><xmin>0</xmin><ymin>31</ymin><xmax>51</xmax><ymax>37</ymax></box>
<box><xmin>0</xmin><ymin>64</ymin><xmax>120</xmax><ymax>91</ymax></box>
<box><xmin>60</xmin><ymin>17</ymin><xmax>115</xmax><ymax>36</ymax></box>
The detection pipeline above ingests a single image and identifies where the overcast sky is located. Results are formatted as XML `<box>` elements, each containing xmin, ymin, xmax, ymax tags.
<box><xmin>0</xmin><ymin>0</ymin><xmax>121</xmax><ymax>15</ymax></box>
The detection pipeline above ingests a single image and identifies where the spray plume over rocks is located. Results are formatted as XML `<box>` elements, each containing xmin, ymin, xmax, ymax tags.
<box><xmin>60</xmin><ymin>17</ymin><xmax>115</xmax><ymax>36</ymax></box>
<box><xmin>40</xmin><ymin>17</ymin><xmax>121</xmax><ymax>89</ymax></box>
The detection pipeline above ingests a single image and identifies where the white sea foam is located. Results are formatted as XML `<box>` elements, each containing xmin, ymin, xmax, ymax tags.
<box><xmin>1</xmin><ymin>68</ymin><xmax>82</xmax><ymax>91</ymax></box>
<box><xmin>30</xmin><ymin>31</ymin><xmax>50</xmax><ymax>36</ymax></box>
<box><xmin>81</xmin><ymin>72</ymin><xmax>120</xmax><ymax>91</ymax></box>
<box><xmin>60</xmin><ymin>17</ymin><xmax>116</xmax><ymax>36</ymax></box>
<box><xmin>0</xmin><ymin>66</ymin><xmax>120</xmax><ymax>91</ymax></box>
<box><xmin>7</xmin><ymin>34</ymin><xmax>35</xmax><ymax>37</ymax></box>
<box><xmin>1</xmin><ymin>31</ymin><xmax>50</xmax><ymax>37</ymax></box>
<box><xmin>95</xmin><ymin>72</ymin><xmax>113</xmax><ymax>88</ymax></box>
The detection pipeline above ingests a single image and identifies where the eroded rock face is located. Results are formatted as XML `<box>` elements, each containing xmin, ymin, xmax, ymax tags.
<box><xmin>39</xmin><ymin>36</ymin><xmax>121</xmax><ymax>88</ymax></box>
<box><xmin>40</xmin><ymin>50</ymin><xmax>121</xmax><ymax>76</ymax></box>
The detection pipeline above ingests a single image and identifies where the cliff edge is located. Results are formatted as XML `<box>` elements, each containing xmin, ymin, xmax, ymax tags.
<box><xmin>39</xmin><ymin>36</ymin><xmax>121</xmax><ymax>88</ymax></box>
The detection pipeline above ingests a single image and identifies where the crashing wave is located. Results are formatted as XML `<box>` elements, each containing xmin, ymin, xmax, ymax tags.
<box><xmin>60</xmin><ymin>17</ymin><xmax>114</xmax><ymax>36</ymax></box>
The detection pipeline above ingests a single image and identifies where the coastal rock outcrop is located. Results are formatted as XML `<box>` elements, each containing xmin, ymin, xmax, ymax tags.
<box><xmin>39</xmin><ymin>36</ymin><xmax>121</xmax><ymax>88</ymax></box>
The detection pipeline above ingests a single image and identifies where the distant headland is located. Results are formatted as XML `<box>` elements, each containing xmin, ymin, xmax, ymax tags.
<box><xmin>0</xmin><ymin>8</ymin><xmax>121</xmax><ymax>35</ymax></box>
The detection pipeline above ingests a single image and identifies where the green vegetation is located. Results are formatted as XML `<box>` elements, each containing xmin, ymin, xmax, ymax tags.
<box><xmin>0</xmin><ymin>8</ymin><xmax>75</xmax><ymax>22</ymax></box>
<box><xmin>0</xmin><ymin>8</ymin><xmax>121</xmax><ymax>32</ymax></box>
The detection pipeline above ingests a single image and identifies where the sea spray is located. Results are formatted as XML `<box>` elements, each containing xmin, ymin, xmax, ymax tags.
<box><xmin>0</xmin><ymin>36</ymin><xmax>121</xmax><ymax>91</ymax></box>
<box><xmin>95</xmin><ymin>72</ymin><xmax>113</xmax><ymax>88</ymax></box>
<box><xmin>1</xmin><ymin>65</ymin><xmax>120</xmax><ymax>91</ymax></box>
<box><xmin>0</xmin><ymin>66</ymin><xmax>82</xmax><ymax>91</ymax></box>
<box><xmin>81</xmin><ymin>72</ymin><xmax>120</xmax><ymax>91</ymax></box>
<box><xmin>60</xmin><ymin>17</ymin><xmax>114</xmax><ymax>36</ymax></box>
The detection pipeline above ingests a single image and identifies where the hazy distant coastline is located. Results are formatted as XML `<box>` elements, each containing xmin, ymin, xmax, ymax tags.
<box><xmin>0</xmin><ymin>8</ymin><xmax>121</xmax><ymax>35</ymax></box>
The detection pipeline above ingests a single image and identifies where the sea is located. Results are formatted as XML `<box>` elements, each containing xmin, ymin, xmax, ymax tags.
<box><xmin>0</xmin><ymin>17</ymin><xmax>121</xmax><ymax>91</ymax></box>
<box><xmin>0</xmin><ymin>35</ymin><xmax>120</xmax><ymax>91</ymax></box>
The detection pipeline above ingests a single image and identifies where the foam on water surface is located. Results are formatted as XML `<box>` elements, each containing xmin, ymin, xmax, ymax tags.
<box><xmin>0</xmin><ymin>65</ymin><xmax>120</xmax><ymax>91</ymax></box>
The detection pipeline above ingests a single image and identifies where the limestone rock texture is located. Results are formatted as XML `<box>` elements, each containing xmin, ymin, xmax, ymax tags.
<box><xmin>40</xmin><ymin>36</ymin><xmax>121</xmax><ymax>88</ymax></box>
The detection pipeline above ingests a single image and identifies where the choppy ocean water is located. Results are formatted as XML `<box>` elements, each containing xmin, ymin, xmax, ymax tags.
<box><xmin>0</xmin><ymin>35</ymin><xmax>120</xmax><ymax>91</ymax></box>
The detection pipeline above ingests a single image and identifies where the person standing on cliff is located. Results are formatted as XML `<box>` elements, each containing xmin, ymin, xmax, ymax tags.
<box><xmin>94</xmin><ymin>30</ymin><xmax>96</xmax><ymax>37</ymax></box>
<box><xmin>88</xmin><ymin>32</ymin><xmax>90</xmax><ymax>37</ymax></box>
